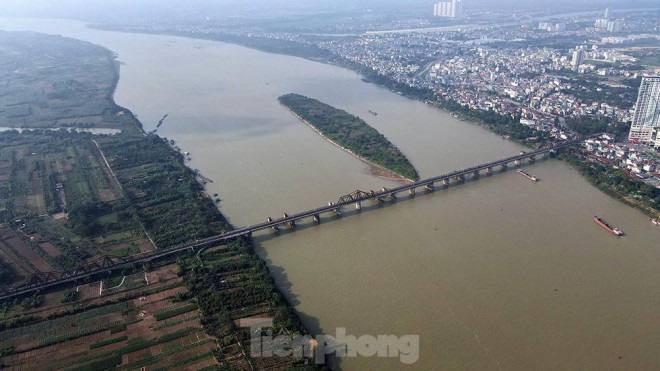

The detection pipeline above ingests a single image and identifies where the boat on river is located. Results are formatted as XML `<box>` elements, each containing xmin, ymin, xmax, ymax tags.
<box><xmin>594</xmin><ymin>216</ymin><xmax>624</xmax><ymax>236</ymax></box>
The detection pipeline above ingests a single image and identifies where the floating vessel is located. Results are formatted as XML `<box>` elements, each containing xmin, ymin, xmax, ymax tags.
<box><xmin>594</xmin><ymin>216</ymin><xmax>624</xmax><ymax>236</ymax></box>
<box><xmin>651</xmin><ymin>218</ymin><xmax>660</xmax><ymax>226</ymax></box>
<box><xmin>368</xmin><ymin>110</ymin><xmax>378</xmax><ymax>116</ymax></box>
<box><xmin>517</xmin><ymin>169</ymin><xmax>538</xmax><ymax>182</ymax></box>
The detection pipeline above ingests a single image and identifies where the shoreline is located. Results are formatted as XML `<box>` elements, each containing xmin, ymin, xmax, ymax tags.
<box><xmin>280</xmin><ymin>104</ymin><xmax>415</xmax><ymax>183</ymax></box>
<box><xmin>92</xmin><ymin>25</ymin><xmax>658</xmax><ymax>217</ymax></box>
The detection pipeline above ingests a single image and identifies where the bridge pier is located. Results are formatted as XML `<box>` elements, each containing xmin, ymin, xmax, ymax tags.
<box><xmin>287</xmin><ymin>220</ymin><xmax>296</xmax><ymax>229</ymax></box>
<box><xmin>454</xmin><ymin>174</ymin><xmax>465</xmax><ymax>183</ymax></box>
<box><xmin>267</xmin><ymin>217</ymin><xmax>280</xmax><ymax>233</ymax></box>
<box><xmin>425</xmin><ymin>183</ymin><xmax>435</xmax><ymax>191</ymax></box>
<box><xmin>334</xmin><ymin>207</ymin><xmax>342</xmax><ymax>215</ymax></box>
<box><xmin>514</xmin><ymin>159</ymin><xmax>521</xmax><ymax>167</ymax></box>
<box><xmin>355</xmin><ymin>202</ymin><xmax>362</xmax><ymax>211</ymax></box>
<box><xmin>313</xmin><ymin>214</ymin><xmax>321</xmax><ymax>223</ymax></box>
<box><xmin>501</xmin><ymin>163</ymin><xmax>508</xmax><ymax>171</ymax></box>
<box><xmin>409</xmin><ymin>188</ymin><xmax>415</xmax><ymax>196</ymax></box>
<box><xmin>442</xmin><ymin>179</ymin><xmax>449</xmax><ymax>187</ymax></box>
<box><xmin>486</xmin><ymin>167</ymin><xmax>493</xmax><ymax>175</ymax></box>
<box><xmin>389</xmin><ymin>193</ymin><xmax>397</xmax><ymax>201</ymax></box>
<box><xmin>473</xmin><ymin>170</ymin><xmax>480</xmax><ymax>178</ymax></box>
<box><xmin>528</xmin><ymin>156</ymin><xmax>536</xmax><ymax>163</ymax></box>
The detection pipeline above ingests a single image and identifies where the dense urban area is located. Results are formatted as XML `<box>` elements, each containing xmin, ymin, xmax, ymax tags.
<box><xmin>100</xmin><ymin>5</ymin><xmax>660</xmax><ymax>216</ymax></box>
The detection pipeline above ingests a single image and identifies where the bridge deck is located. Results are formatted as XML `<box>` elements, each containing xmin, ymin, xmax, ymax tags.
<box><xmin>0</xmin><ymin>139</ymin><xmax>583</xmax><ymax>300</ymax></box>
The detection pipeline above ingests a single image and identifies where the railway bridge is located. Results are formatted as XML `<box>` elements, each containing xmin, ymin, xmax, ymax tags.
<box><xmin>0</xmin><ymin>138</ymin><xmax>584</xmax><ymax>301</ymax></box>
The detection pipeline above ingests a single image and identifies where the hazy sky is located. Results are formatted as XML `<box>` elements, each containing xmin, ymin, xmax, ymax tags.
<box><xmin>0</xmin><ymin>0</ymin><xmax>645</xmax><ymax>22</ymax></box>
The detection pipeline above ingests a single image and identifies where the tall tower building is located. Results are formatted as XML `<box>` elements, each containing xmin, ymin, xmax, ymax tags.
<box><xmin>433</xmin><ymin>0</ymin><xmax>463</xmax><ymax>18</ymax></box>
<box><xmin>629</xmin><ymin>76</ymin><xmax>660</xmax><ymax>147</ymax></box>
<box><xmin>605</xmin><ymin>7</ymin><xmax>612</xmax><ymax>19</ymax></box>
<box><xmin>453</xmin><ymin>0</ymin><xmax>463</xmax><ymax>18</ymax></box>
<box><xmin>571</xmin><ymin>49</ymin><xmax>585</xmax><ymax>71</ymax></box>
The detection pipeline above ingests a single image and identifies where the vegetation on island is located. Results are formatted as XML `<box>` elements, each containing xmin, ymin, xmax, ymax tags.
<box><xmin>279</xmin><ymin>93</ymin><xmax>419</xmax><ymax>180</ymax></box>
<box><xmin>0</xmin><ymin>31</ymin><xmax>318</xmax><ymax>370</ymax></box>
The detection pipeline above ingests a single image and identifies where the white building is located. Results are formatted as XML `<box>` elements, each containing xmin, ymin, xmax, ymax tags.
<box><xmin>571</xmin><ymin>49</ymin><xmax>585</xmax><ymax>71</ymax></box>
<box><xmin>434</xmin><ymin>0</ymin><xmax>463</xmax><ymax>18</ymax></box>
<box><xmin>628</xmin><ymin>76</ymin><xmax>660</xmax><ymax>147</ymax></box>
<box><xmin>607</xmin><ymin>20</ymin><xmax>622</xmax><ymax>33</ymax></box>
<box><xmin>595</xmin><ymin>18</ymin><xmax>623</xmax><ymax>33</ymax></box>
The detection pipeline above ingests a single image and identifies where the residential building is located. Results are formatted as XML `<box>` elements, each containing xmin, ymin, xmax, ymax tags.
<box><xmin>629</xmin><ymin>76</ymin><xmax>660</xmax><ymax>147</ymax></box>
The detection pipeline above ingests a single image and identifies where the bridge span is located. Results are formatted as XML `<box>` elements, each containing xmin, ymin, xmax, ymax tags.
<box><xmin>0</xmin><ymin>139</ymin><xmax>583</xmax><ymax>301</ymax></box>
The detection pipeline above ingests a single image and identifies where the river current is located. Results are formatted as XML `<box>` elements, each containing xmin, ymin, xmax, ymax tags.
<box><xmin>2</xmin><ymin>18</ymin><xmax>659</xmax><ymax>370</ymax></box>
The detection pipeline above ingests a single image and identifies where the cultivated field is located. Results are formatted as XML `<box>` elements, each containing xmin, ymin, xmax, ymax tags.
<box><xmin>0</xmin><ymin>262</ymin><xmax>220</xmax><ymax>371</ymax></box>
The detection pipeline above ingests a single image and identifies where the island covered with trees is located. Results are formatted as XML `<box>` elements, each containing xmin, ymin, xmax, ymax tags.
<box><xmin>279</xmin><ymin>93</ymin><xmax>419</xmax><ymax>181</ymax></box>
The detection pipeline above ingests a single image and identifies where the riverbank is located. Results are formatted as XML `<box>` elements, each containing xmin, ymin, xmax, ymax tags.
<box><xmin>562</xmin><ymin>152</ymin><xmax>660</xmax><ymax>218</ymax></box>
<box><xmin>0</xmin><ymin>31</ymin><xmax>318</xmax><ymax>370</ymax></box>
<box><xmin>279</xmin><ymin>93</ymin><xmax>419</xmax><ymax>181</ymax></box>
<box><xmin>88</xmin><ymin>24</ymin><xmax>659</xmax><ymax>218</ymax></box>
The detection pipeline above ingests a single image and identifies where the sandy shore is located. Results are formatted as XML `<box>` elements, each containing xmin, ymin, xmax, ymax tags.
<box><xmin>281</xmin><ymin>105</ymin><xmax>415</xmax><ymax>183</ymax></box>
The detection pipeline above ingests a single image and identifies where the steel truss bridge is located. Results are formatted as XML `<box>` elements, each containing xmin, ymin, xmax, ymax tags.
<box><xmin>0</xmin><ymin>139</ymin><xmax>584</xmax><ymax>301</ymax></box>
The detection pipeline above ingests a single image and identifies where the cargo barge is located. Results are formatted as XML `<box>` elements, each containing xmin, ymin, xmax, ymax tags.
<box><xmin>594</xmin><ymin>216</ymin><xmax>624</xmax><ymax>236</ymax></box>
<box><xmin>517</xmin><ymin>169</ymin><xmax>538</xmax><ymax>182</ymax></box>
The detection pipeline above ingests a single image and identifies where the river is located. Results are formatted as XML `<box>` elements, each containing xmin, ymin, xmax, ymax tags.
<box><xmin>2</xmin><ymin>18</ymin><xmax>659</xmax><ymax>370</ymax></box>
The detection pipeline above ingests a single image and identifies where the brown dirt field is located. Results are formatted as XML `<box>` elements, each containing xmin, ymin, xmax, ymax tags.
<box><xmin>138</xmin><ymin>241</ymin><xmax>154</xmax><ymax>253</ymax></box>
<box><xmin>133</xmin><ymin>286</ymin><xmax>187</xmax><ymax>307</ymax></box>
<box><xmin>123</xmin><ymin>347</ymin><xmax>153</xmax><ymax>364</ymax></box>
<box><xmin>77</xmin><ymin>281</ymin><xmax>102</xmax><ymax>300</ymax></box>
<box><xmin>52</xmin><ymin>212</ymin><xmax>67</xmax><ymax>221</ymax></box>
<box><xmin>0</xmin><ymin>241</ymin><xmax>33</xmax><ymax>278</ymax></box>
<box><xmin>6</xmin><ymin>326</ymin><xmax>112</xmax><ymax>360</ymax></box>
<box><xmin>97</xmin><ymin>188</ymin><xmax>118</xmax><ymax>202</ymax></box>
<box><xmin>26</xmin><ymin>233</ymin><xmax>44</xmax><ymax>242</ymax></box>
<box><xmin>149</xmin><ymin>311</ymin><xmax>200</xmax><ymax>330</ymax></box>
<box><xmin>152</xmin><ymin>316</ymin><xmax>203</xmax><ymax>336</ymax></box>
<box><xmin>183</xmin><ymin>356</ymin><xmax>218</xmax><ymax>371</ymax></box>
<box><xmin>6</xmin><ymin>237</ymin><xmax>53</xmax><ymax>272</ymax></box>
<box><xmin>124</xmin><ymin>319</ymin><xmax>157</xmax><ymax>341</ymax></box>
<box><xmin>39</xmin><ymin>242</ymin><xmax>61</xmax><ymax>257</ymax></box>
<box><xmin>82</xmin><ymin>277</ymin><xmax>181</xmax><ymax>307</ymax></box>
<box><xmin>13</xmin><ymin>149</ymin><xmax>25</xmax><ymax>160</ymax></box>
<box><xmin>140</xmin><ymin>299</ymin><xmax>183</xmax><ymax>315</ymax></box>
<box><xmin>0</xmin><ymin>163</ymin><xmax>10</xmax><ymax>182</ymax></box>
<box><xmin>149</xmin><ymin>342</ymin><xmax>217</xmax><ymax>370</ymax></box>
<box><xmin>145</xmin><ymin>265</ymin><xmax>180</xmax><ymax>284</ymax></box>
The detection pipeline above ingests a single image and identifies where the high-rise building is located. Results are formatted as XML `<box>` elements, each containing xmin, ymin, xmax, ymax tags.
<box><xmin>629</xmin><ymin>76</ymin><xmax>660</xmax><ymax>147</ymax></box>
<box><xmin>595</xmin><ymin>18</ymin><xmax>623</xmax><ymax>33</ymax></box>
<box><xmin>605</xmin><ymin>7</ymin><xmax>612</xmax><ymax>19</ymax></box>
<box><xmin>606</xmin><ymin>20</ymin><xmax>622</xmax><ymax>33</ymax></box>
<box><xmin>433</xmin><ymin>0</ymin><xmax>463</xmax><ymax>18</ymax></box>
<box><xmin>595</xmin><ymin>19</ymin><xmax>609</xmax><ymax>30</ymax></box>
<box><xmin>571</xmin><ymin>49</ymin><xmax>585</xmax><ymax>71</ymax></box>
